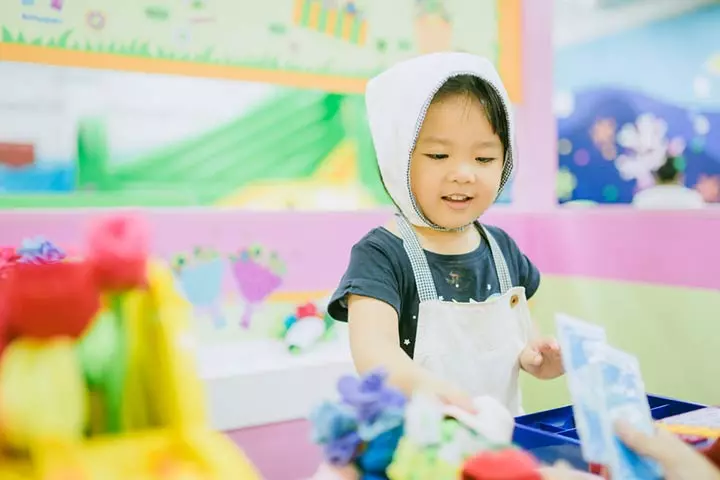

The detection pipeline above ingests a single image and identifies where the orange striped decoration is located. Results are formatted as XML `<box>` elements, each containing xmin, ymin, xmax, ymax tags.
<box><xmin>358</xmin><ymin>21</ymin><xmax>367</xmax><ymax>46</ymax></box>
<box><xmin>326</xmin><ymin>8</ymin><xmax>338</xmax><ymax>35</ymax></box>
<box><xmin>341</xmin><ymin>12</ymin><xmax>353</xmax><ymax>41</ymax></box>
<box><xmin>497</xmin><ymin>0</ymin><xmax>523</xmax><ymax>104</ymax></box>
<box><xmin>308</xmin><ymin>1</ymin><xmax>321</xmax><ymax>29</ymax></box>
<box><xmin>292</xmin><ymin>0</ymin><xmax>304</xmax><ymax>25</ymax></box>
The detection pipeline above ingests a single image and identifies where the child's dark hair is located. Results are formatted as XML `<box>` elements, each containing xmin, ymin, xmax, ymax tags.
<box><xmin>654</xmin><ymin>155</ymin><xmax>681</xmax><ymax>183</ymax></box>
<box><xmin>431</xmin><ymin>74</ymin><xmax>510</xmax><ymax>156</ymax></box>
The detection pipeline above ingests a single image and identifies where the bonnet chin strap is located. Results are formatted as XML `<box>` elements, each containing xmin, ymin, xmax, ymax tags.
<box><xmin>401</xmin><ymin>208</ymin><xmax>473</xmax><ymax>233</ymax></box>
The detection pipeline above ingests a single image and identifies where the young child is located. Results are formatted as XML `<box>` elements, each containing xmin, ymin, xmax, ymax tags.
<box><xmin>327</xmin><ymin>52</ymin><xmax>563</xmax><ymax>414</ymax></box>
<box><xmin>632</xmin><ymin>154</ymin><xmax>705</xmax><ymax>209</ymax></box>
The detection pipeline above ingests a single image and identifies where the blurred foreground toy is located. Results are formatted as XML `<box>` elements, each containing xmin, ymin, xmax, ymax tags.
<box><xmin>309</xmin><ymin>369</ymin><xmax>406</xmax><ymax>478</ymax></box>
<box><xmin>387</xmin><ymin>394</ymin><xmax>521</xmax><ymax>480</ymax></box>
<box><xmin>0</xmin><ymin>214</ymin><xmax>261</xmax><ymax>480</ymax></box>
<box><xmin>309</xmin><ymin>370</ymin><xmax>540</xmax><ymax>480</ymax></box>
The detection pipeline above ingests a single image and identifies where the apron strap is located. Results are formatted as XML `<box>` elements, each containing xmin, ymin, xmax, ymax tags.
<box><xmin>395</xmin><ymin>214</ymin><xmax>514</xmax><ymax>301</ymax></box>
<box><xmin>395</xmin><ymin>214</ymin><xmax>439</xmax><ymax>302</ymax></box>
<box><xmin>477</xmin><ymin>223</ymin><xmax>514</xmax><ymax>295</ymax></box>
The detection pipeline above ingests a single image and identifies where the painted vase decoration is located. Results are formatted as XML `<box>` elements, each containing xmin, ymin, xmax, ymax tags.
<box><xmin>173</xmin><ymin>249</ymin><xmax>226</xmax><ymax>328</ymax></box>
<box><xmin>230</xmin><ymin>245</ymin><xmax>284</xmax><ymax>329</ymax></box>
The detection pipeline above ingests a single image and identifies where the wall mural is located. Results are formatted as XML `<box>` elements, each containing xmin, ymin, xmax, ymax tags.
<box><xmin>0</xmin><ymin>0</ymin><xmax>520</xmax><ymax>98</ymax></box>
<box><xmin>554</xmin><ymin>4</ymin><xmax>720</xmax><ymax>204</ymax></box>
<box><xmin>0</xmin><ymin>0</ymin><xmax>520</xmax><ymax>209</ymax></box>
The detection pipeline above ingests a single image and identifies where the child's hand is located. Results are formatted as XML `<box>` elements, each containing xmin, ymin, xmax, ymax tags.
<box><xmin>519</xmin><ymin>337</ymin><xmax>564</xmax><ymax>380</ymax></box>
<box><xmin>417</xmin><ymin>376</ymin><xmax>477</xmax><ymax>413</ymax></box>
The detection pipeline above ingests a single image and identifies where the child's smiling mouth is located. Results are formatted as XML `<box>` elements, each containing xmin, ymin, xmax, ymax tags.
<box><xmin>442</xmin><ymin>194</ymin><xmax>474</xmax><ymax>210</ymax></box>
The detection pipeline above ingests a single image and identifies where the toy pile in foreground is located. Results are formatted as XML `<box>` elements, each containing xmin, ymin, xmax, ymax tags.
<box><xmin>308</xmin><ymin>369</ymin><xmax>544</xmax><ymax>480</ymax></box>
<box><xmin>0</xmin><ymin>214</ymin><xmax>261</xmax><ymax>480</ymax></box>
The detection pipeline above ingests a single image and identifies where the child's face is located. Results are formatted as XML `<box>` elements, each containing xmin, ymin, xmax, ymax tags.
<box><xmin>410</xmin><ymin>93</ymin><xmax>505</xmax><ymax>230</ymax></box>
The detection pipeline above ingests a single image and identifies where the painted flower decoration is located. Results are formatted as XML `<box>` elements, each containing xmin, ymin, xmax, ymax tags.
<box><xmin>337</xmin><ymin>369</ymin><xmax>406</xmax><ymax>425</ymax></box>
<box><xmin>615</xmin><ymin>113</ymin><xmax>673</xmax><ymax>188</ymax></box>
<box><xmin>86</xmin><ymin>11</ymin><xmax>106</xmax><ymax>30</ymax></box>
<box><xmin>556</xmin><ymin>167</ymin><xmax>577</xmax><ymax>201</ymax></box>
<box><xmin>667</xmin><ymin>136</ymin><xmax>687</xmax><ymax>157</ymax></box>
<box><xmin>695</xmin><ymin>174</ymin><xmax>720</xmax><ymax>203</ymax></box>
<box><xmin>590</xmin><ymin>117</ymin><xmax>617</xmax><ymax>160</ymax></box>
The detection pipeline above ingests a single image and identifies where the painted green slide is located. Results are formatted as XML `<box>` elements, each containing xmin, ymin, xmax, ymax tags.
<box><xmin>1</xmin><ymin>90</ymin><xmax>348</xmax><ymax>208</ymax></box>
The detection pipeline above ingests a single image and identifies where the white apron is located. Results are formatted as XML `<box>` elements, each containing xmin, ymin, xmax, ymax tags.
<box><xmin>396</xmin><ymin>215</ymin><xmax>533</xmax><ymax>416</ymax></box>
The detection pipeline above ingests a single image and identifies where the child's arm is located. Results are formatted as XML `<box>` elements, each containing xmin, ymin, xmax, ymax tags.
<box><xmin>347</xmin><ymin>294</ymin><xmax>426</xmax><ymax>394</ymax></box>
<box><xmin>347</xmin><ymin>294</ymin><xmax>475</xmax><ymax>411</ymax></box>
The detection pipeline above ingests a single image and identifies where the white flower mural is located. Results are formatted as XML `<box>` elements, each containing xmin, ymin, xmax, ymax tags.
<box><xmin>614</xmin><ymin>113</ymin><xmax>671</xmax><ymax>189</ymax></box>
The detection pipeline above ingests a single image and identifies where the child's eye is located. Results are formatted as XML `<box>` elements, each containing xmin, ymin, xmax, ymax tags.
<box><xmin>424</xmin><ymin>153</ymin><xmax>448</xmax><ymax>160</ymax></box>
<box><xmin>476</xmin><ymin>157</ymin><xmax>495</xmax><ymax>163</ymax></box>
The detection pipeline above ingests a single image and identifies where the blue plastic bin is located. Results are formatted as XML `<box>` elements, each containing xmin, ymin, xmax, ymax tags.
<box><xmin>512</xmin><ymin>395</ymin><xmax>706</xmax><ymax>469</ymax></box>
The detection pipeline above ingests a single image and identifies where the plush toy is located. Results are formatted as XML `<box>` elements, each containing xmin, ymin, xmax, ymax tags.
<box><xmin>309</xmin><ymin>369</ymin><xmax>406</xmax><ymax>478</ymax></box>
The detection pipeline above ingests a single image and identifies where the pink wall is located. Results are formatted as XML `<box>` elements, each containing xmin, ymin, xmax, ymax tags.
<box><xmin>2</xmin><ymin>208</ymin><xmax>718</xmax><ymax>290</ymax></box>
<box><xmin>511</xmin><ymin>0</ymin><xmax>557</xmax><ymax>210</ymax></box>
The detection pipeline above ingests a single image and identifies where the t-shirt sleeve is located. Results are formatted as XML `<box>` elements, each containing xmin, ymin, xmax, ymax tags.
<box><xmin>489</xmin><ymin>227</ymin><xmax>541</xmax><ymax>299</ymax></box>
<box><xmin>517</xmin><ymin>249</ymin><xmax>541</xmax><ymax>299</ymax></box>
<box><xmin>327</xmin><ymin>238</ymin><xmax>402</xmax><ymax>322</ymax></box>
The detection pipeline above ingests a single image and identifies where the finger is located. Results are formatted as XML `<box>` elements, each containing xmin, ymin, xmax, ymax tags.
<box><xmin>615</xmin><ymin>421</ymin><xmax>674</xmax><ymax>459</ymax></box>
<box><xmin>539</xmin><ymin>339</ymin><xmax>560</xmax><ymax>352</ymax></box>
<box><xmin>531</xmin><ymin>352</ymin><xmax>544</xmax><ymax>366</ymax></box>
<box><xmin>522</xmin><ymin>348</ymin><xmax>544</xmax><ymax>367</ymax></box>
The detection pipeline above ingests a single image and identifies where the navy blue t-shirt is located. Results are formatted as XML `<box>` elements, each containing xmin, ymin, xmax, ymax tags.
<box><xmin>327</xmin><ymin>225</ymin><xmax>540</xmax><ymax>358</ymax></box>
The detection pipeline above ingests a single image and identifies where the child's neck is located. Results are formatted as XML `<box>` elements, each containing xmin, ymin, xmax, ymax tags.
<box><xmin>412</xmin><ymin>224</ymin><xmax>481</xmax><ymax>255</ymax></box>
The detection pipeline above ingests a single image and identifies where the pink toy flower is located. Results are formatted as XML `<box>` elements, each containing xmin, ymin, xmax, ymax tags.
<box><xmin>86</xmin><ymin>214</ymin><xmax>149</xmax><ymax>291</ymax></box>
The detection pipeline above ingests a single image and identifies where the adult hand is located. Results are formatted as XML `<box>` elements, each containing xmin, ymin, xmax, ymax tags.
<box><xmin>616</xmin><ymin>421</ymin><xmax>720</xmax><ymax>480</ymax></box>
<box><xmin>539</xmin><ymin>467</ymin><xmax>602</xmax><ymax>479</ymax></box>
